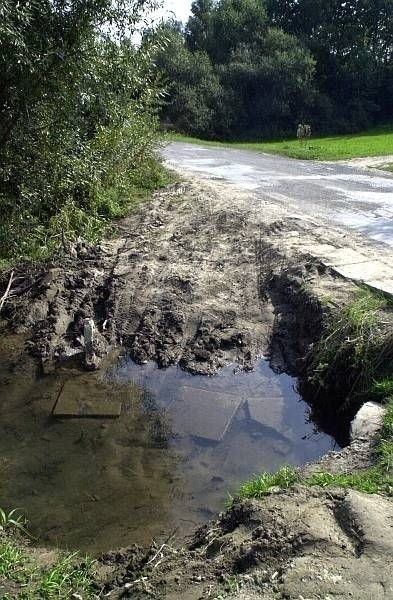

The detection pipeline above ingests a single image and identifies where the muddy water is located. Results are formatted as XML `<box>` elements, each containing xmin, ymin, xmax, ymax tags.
<box><xmin>0</xmin><ymin>328</ymin><xmax>336</xmax><ymax>555</ymax></box>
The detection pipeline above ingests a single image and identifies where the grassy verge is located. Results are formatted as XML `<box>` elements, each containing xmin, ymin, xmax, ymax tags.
<box><xmin>0</xmin><ymin>536</ymin><xmax>97</xmax><ymax>599</ymax></box>
<box><xmin>167</xmin><ymin>125</ymin><xmax>393</xmax><ymax>161</ymax></box>
<box><xmin>236</xmin><ymin>287</ymin><xmax>393</xmax><ymax>501</ymax></box>
<box><xmin>309</xmin><ymin>287</ymin><xmax>393</xmax><ymax>405</ymax></box>
<box><xmin>0</xmin><ymin>163</ymin><xmax>175</xmax><ymax>273</ymax></box>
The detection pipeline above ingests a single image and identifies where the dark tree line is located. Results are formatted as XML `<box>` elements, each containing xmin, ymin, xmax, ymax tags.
<box><xmin>155</xmin><ymin>0</ymin><xmax>393</xmax><ymax>139</ymax></box>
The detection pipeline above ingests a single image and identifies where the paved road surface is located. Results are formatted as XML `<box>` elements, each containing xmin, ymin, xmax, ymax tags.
<box><xmin>163</xmin><ymin>142</ymin><xmax>393</xmax><ymax>247</ymax></box>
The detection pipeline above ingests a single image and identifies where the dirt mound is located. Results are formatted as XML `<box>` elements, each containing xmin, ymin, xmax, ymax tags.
<box><xmin>99</xmin><ymin>486</ymin><xmax>393</xmax><ymax>599</ymax></box>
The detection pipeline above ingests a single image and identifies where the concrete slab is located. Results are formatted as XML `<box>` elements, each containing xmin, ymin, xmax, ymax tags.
<box><xmin>301</xmin><ymin>244</ymin><xmax>340</xmax><ymax>259</ymax></box>
<box><xmin>350</xmin><ymin>401</ymin><xmax>384</xmax><ymax>441</ymax></box>
<box><xmin>365</xmin><ymin>279</ymin><xmax>393</xmax><ymax>298</ymax></box>
<box><xmin>53</xmin><ymin>379</ymin><xmax>123</xmax><ymax>418</ymax></box>
<box><xmin>330</xmin><ymin>260</ymin><xmax>393</xmax><ymax>282</ymax></box>
<box><xmin>321</xmin><ymin>248</ymin><xmax>370</xmax><ymax>267</ymax></box>
<box><xmin>170</xmin><ymin>386</ymin><xmax>241</xmax><ymax>442</ymax></box>
<box><xmin>247</xmin><ymin>397</ymin><xmax>284</xmax><ymax>431</ymax></box>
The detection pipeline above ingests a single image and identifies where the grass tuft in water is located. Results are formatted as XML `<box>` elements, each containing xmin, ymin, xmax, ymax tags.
<box><xmin>0</xmin><ymin>508</ymin><xmax>28</xmax><ymax>532</ymax></box>
<box><xmin>237</xmin><ymin>466</ymin><xmax>299</xmax><ymax>499</ymax></box>
<box><xmin>0</xmin><ymin>527</ymin><xmax>96</xmax><ymax>600</ymax></box>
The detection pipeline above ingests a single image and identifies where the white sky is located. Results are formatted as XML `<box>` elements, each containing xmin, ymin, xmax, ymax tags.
<box><xmin>152</xmin><ymin>0</ymin><xmax>193</xmax><ymax>24</ymax></box>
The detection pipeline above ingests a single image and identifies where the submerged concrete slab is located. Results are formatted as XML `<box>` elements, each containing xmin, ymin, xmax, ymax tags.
<box><xmin>170</xmin><ymin>386</ymin><xmax>241</xmax><ymax>442</ymax></box>
<box><xmin>247</xmin><ymin>396</ymin><xmax>284</xmax><ymax>431</ymax></box>
<box><xmin>53</xmin><ymin>379</ymin><xmax>123</xmax><ymax>418</ymax></box>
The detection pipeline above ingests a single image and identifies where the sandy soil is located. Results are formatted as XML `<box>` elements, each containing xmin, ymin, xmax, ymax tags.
<box><xmin>337</xmin><ymin>155</ymin><xmax>393</xmax><ymax>170</ymax></box>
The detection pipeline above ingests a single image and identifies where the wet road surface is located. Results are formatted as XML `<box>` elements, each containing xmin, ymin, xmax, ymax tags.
<box><xmin>163</xmin><ymin>142</ymin><xmax>393</xmax><ymax>247</ymax></box>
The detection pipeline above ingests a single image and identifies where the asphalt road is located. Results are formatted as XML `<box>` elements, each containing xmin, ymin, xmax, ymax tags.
<box><xmin>163</xmin><ymin>142</ymin><xmax>393</xmax><ymax>247</ymax></box>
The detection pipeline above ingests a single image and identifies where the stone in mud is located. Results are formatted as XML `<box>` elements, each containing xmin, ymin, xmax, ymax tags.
<box><xmin>350</xmin><ymin>401</ymin><xmax>384</xmax><ymax>441</ymax></box>
<box><xmin>84</xmin><ymin>318</ymin><xmax>100</xmax><ymax>371</ymax></box>
<box><xmin>53</xmin><ymin>379</ymin><xmax>123</xmax><ymax>418</ymax></box>
<box><xmin>247</xmin><ymin>396</ymin><xmax>284</xmax><ymax>432</ymax></box>
<box><xmin>169</xmin><ymin>386</ymin><xmax>241</xmax><ymax>442</ymax></box>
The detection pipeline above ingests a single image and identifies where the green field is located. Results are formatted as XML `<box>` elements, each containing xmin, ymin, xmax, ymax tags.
<box><xmin>168</xmin><ymin>126</ymin><xmax>393</xmax><ymax>161</ymax></box>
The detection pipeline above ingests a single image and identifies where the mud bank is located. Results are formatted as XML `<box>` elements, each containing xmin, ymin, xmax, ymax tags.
<box><xmin>0</xmin><ymin>178</ymin><xmax>383</xmax><ymax>375</ymax></box>
<box><xmin>2</xmin><ymin>175</ymin><xmax>390</xmax><ymax>430</ymax></box>
<box><xmin>1</xmin><ymin>174</ymin><xmax>393</xmax><ymax>598</ymax></box>
<box><xmin>98</xmin><ymin>486</ymin><xmax>393</xmax><ymax>600</ymax></box>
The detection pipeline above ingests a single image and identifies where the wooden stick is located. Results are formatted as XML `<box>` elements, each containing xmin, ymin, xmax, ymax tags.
<box><xmin>0</xmin><ymin>271</ymin><xmax>14</xmax><ymax>313</ymax></box>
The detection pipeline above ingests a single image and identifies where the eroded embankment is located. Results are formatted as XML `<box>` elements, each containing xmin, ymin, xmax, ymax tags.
<box><xmin>1</xmin><ymin>175</ymin><xmax>393</xmax><ymax>599</ymax></box>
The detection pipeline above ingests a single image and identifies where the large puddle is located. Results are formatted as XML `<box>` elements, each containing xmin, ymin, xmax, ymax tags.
<box><xmin>0</xmin><ymin>329</ymin><xmax>337</xmax><ymax>555</ymax></box>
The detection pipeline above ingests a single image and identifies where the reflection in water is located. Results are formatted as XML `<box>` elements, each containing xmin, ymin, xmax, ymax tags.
<box><xmin>0</xmin><ymin>330</ymin><xmax>337</xmax><ymax>555</ymax></box>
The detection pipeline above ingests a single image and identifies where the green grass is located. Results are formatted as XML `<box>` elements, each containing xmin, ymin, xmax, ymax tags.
<box><xmin>372</xmin><ymin>377</ymin><xmax>393</xmax><ymax>400</ymax></box>
<box><xmin>310</xmin><ymin>287</ymin><xmax>393</xmax><ymax>402</ymax></box>
<box><xmin>0</xmin><ymin>509</ymin><xmax>29</xmax><ymax>534</ymax></box>
<box><xmin>168</xmin><ymin>125</ymin><xmax>393</xmax><ymax>161</ymax></box>
<box><xmin>236</xmin><ymin>393</ymin><xmax>393</xmax><ymax>502</ymax></box>
<box><xmin>0</xmin><ymin>532</ymin><xmax>96</xmax><ymax>599</ymax></box>
<box><xmin>238</xmin><ymin>466</ymin><xmax>299</xmax><ymax>499</ymax></box>
<box><xmin>0</xmin><ymin>539</ymin><xmax>27</xmax><ymax>581</ymax></box>
<box><xmin>38</xmin><ymin>553</ymin><xmax>96</xmax><ymax>599</ymax></box>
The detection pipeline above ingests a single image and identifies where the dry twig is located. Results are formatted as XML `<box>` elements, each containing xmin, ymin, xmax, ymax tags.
<box><xmin>0</xmin><ymin>271</ymin><xmax>14</xmax><ymax>313</ymax></box>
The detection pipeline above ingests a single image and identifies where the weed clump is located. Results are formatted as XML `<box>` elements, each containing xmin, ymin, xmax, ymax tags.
<box><xmin>237</xmin><ymin>466</ymin><xmax>300</xmax><ymax>499</ymax></box>
<box><xmin>0</xmin><ymin>507</ymin><xmax>96</xmax><ymax>599</ymax></box>
<box><xmin>307</xmin><ymin>287</ymin><xmax>393</xmax><ymax>412</ymax></box>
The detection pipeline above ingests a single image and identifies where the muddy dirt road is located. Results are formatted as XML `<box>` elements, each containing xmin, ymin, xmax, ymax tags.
<box><xmin>3</xmin><ymin>172</ymin><xmax>393</xmax><ymax>380</ymax></box>
<box><xmin>2</xmin><ymin>172</ymin><xmax>393</xmax><ymax>599</ymax></box>
<box><xmin>163</xmin><ymin>142</ymin><xmax>393</xmax><ymax>247</ymax></box>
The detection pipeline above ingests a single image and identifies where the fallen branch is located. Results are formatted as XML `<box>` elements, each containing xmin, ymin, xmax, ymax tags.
<box><xmin>0</xmin><ymin>271</ymin><xmax>14</xmax><ymax>313</ymax></box>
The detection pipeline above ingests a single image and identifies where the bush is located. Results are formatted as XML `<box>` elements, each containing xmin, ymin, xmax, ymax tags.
<box><xmin>0</xmin><ymin>0</ymin><xmax>165</xmax><ymax>264</ymax></box>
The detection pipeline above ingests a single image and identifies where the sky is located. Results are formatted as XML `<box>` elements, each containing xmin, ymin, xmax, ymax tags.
<box><xmin>152</xmin><ymin>0</ymin><xmax>193</xmax><ymax>24</ymax></box>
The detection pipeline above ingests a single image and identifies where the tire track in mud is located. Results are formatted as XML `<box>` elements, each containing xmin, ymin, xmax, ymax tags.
<box><xmin>1</xmin><ymin>174</ymin><xmax>392</xmax><ymax>380</ymax></box>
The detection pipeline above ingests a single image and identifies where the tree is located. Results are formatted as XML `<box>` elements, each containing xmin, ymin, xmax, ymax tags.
<box><xmin>0</xmin><ymin>0</ymin><xmax>164</xmax><ymax>262</ymax></box>
<box><xmin>202</xmin><ymin>0</ymin><xmax>269</xmax><ymax>63</ymax></box>
<box><xmin>186</xmin><ymin>0</ymin><xmax>215</xmax><ymax>52</ymax></box>
<box><xmin>266</xmin><ymin>0</ymin><xmax>393</xmax><ymax>129</ymax></box>
<box><xmin>220</xmin><ymin>28</ymin><xmax>316</xmax><ymax>137</ymax></box>
<box><xmin>158</xmin><ymin>0</ymin><xmax>315</xmax><ymax>139</ymax></box>
<box><xmin>156</xmin><ymin>22</ymin><xmax>227</xmax><ymax>137</ymax></box>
